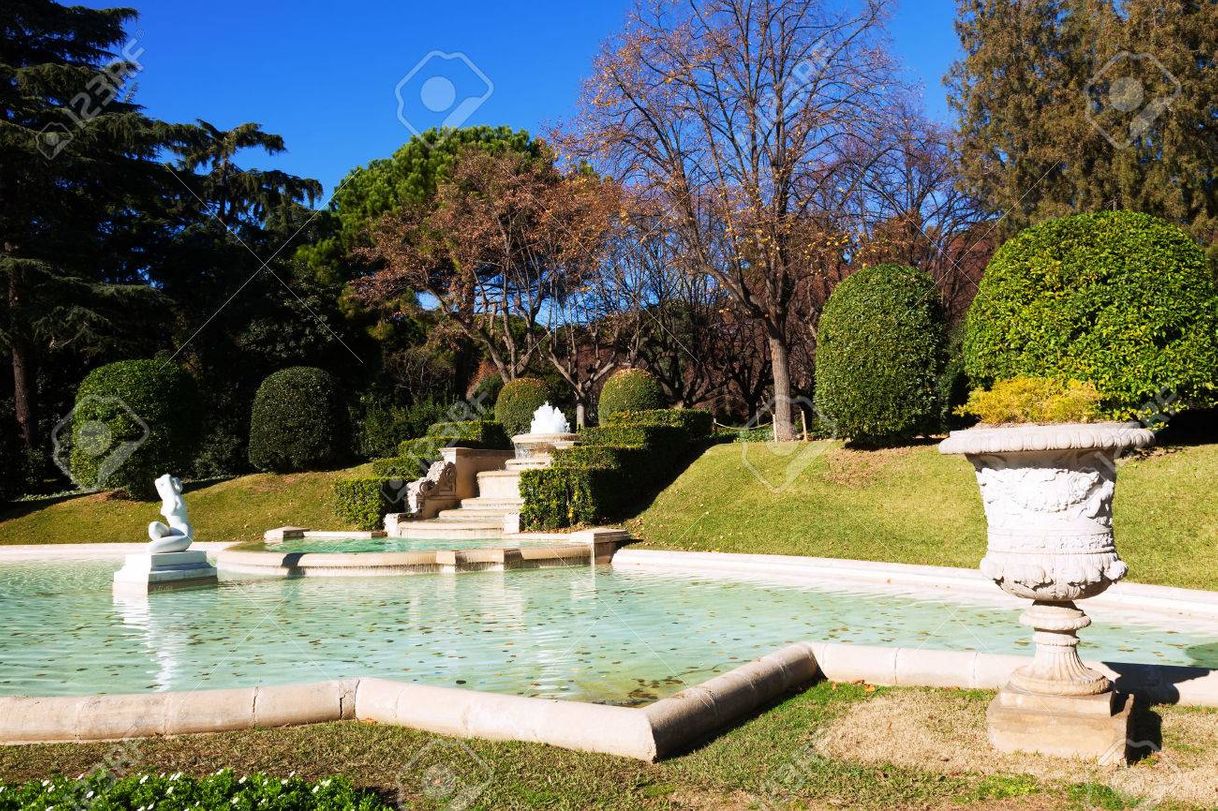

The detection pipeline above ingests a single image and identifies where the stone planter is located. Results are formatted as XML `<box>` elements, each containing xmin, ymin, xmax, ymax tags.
<box><xmin>940</xmin><ymin>421</ymin><xmax>1154</xmax><ymax>760</ymax></box>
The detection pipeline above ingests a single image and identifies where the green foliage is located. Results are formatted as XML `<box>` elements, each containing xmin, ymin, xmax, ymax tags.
<box><xmin>964</xmin><ymin>211</ymin><xmax>1218</xmax><ymax>417</ymax></box>
<box><xmin>815</xmin><ymin>264</ymin><xmax>947</xmax><ymax>443</ymax></box>
<box><xmin>495</xmin><ymin>378</ymin><xmax>552</xmax><ymax>437</ymax></box>
<box><xmin>948</xmin><ymin>0</ymin><xmax>1218</xmax><ymax>239</ymax></box>
<box><xmin>605</xmin><ymin>408</ymin><xmax>713</xmax><ymax>439</ymax></box>
<box><xmin>0</xmin><ymin>770</ymin><xmax>389</xmax><ymax>810</ymax></box>
<box><xmin>520</xmin><ymin>419</ymin><xmax>697</xmax><ymax>531</ymax></box>
<box><xmin>353</xmin><ymin>394</ymin><xmax>457</xmax><ymax>459</ymax></box>
<box><xmin>956</xmin><ymin>377</ymin><xmax>1103</xmax><ymax>425</ymax></box>
<box><xmin>519</xmin><ymin>466</ymin><xmax>628</xmax><ymax>529</ymax></box>
<box><xmin>597</xmin><ymin>368</ymin><xmax>666</xmax><ymax>420</ymax></box>
<box><xmin>297</xmin><ymin>126</ymin><xmax>542</xmax><ymax>284</ymax></box>
<box><xmin>332</xmin><ymin>477</ymin><xmax>395</xmax><ymax>530</ymax></box>
<box><xmin>248</xmin><ymin>368</ymin><xmax>349</xmax><ymax>473</ymax></box>
<box><xmin>68</xmin><ymin>360</ymin><xmax>199</xmax><ymax>499</ymax></box>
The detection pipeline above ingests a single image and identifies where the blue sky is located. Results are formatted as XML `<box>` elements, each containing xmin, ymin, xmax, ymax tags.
<box><xmin>98</xmin><ymin>0</ymin><xmax>961</xmax><ymax>204</ymax></box>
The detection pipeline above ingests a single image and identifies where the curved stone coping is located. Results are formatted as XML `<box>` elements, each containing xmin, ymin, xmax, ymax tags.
<box><xmin>0</xmin><ymin>542</ymin><xmax>235</xmax><ymax>562</ymax></box>
<box><xmin>1</xmin><ymin>642</ymin><xmax>1213</xmax><ymax>754</ymax></box>
<box><xmin>218</xmin><ymin>529</ymin><xmax>631</xmax><ymax>577</ymax></box>
<box><xmin>612</xmin><ymin>549</ymin><xmax>1218</xmax><ymax>623</ymax></box>
<box><xmin>810</xmin><ymin>642</ymin><xmax>1218</xmax><ymax>707</ymax></box>
<box><xmin>938</xmin><ymin>421</ymin><xmax>1155</xmax><ymax>456</ymax></box>
<box><xmin>0</xmin><ymin>643</ymin><xmax>817</xmax><ymax>759</ymax></box>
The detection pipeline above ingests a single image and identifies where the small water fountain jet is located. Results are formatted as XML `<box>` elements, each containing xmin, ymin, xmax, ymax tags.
<box><xmin>112</xmin><ymin>474</ymin><xmax>218</xmax><ymax>595</ymax></box>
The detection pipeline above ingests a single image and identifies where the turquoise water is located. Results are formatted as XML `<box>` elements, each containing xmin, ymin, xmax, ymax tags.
<box><xmin>1</xmin><ymin>560</ymin><xmax>1215</xmax><ymax>704</ymax></box>
<box><xmin>256</xmin><ymin>536</ymin><xmax>563</xmax><ymax>553</ymax></box>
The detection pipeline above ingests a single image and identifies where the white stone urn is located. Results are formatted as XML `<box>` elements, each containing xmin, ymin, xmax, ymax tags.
<box><xmin>939</xmin><ymin>422</ymin><xmax>1154</xmax><ymax>697</ymax></box>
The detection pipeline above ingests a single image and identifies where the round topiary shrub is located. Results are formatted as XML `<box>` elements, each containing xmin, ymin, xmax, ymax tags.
<box><xmin>814</xmin><ymin>263</ymin><xmax>947</xmax><ymax>443</ymax></box>
<box><xmin>494</xmin><ymin>377</ymin><xmax>551</xmax><ymax>437</ymax></box>
<box><xmin>67</xmin><ymin>359</ymin><xmax>199</xmax><ymax>499</ymax></box>
<box><xmin>597</xmin><ymin>368</ymin><xmax>665</xmax><ymax>421</ymax></box>
<box><xmin>248</xmin><ymin>367</ymin><xmax>349</xmax><ymax>472</ymax></box>
<box><xmin>965</xmin><ymin>211</ymin><xmax>1218</xmax><ymax>417</ymax></box>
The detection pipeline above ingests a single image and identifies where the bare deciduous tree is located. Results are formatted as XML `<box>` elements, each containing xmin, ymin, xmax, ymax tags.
<box><xmin>576</xmin><ymin>0</ymin><xmax>898</xmax><ymax>439</ymax></box>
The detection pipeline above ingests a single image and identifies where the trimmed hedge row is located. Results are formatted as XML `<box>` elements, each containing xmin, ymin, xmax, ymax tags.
<box><xmin>604</xmin><ymin>408</ymin><xmax>713</xmax><ymax>439</ymax></box>
<box><xmin>335</xmin><ymin>419</ymin><xmax>511</xmax><ymax>529</ymax></box>
<box><xmin>333</xmin><ymin>476</ymin><xmax>397</xmax><ymax>530</ymax></box>
<box><xmin>520</xmin><ymin>409</ymin><xmax>710</xmax><ymax>530</ymax></box>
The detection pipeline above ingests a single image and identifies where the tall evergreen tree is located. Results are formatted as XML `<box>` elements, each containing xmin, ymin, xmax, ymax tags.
<box><xmin>0</xmin><ymin>0</ymin><xmax>172</xmax><ymax>451</ymax></box>
<box><xmin>947</xmin><ymin>0</ymin><xmax>1216</xmax><ymax>243</ymax></box>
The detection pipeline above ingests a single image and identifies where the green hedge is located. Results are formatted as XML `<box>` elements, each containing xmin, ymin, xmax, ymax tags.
<box><xmin>249</xmin><ymin>367</ymin><xmax>348</xmax><ymax>473</ymax></box>
<box><xmin>814</xmin><ymin>263</ymin><xmax>947</xmax><ymax>444</ymax></box>
<box><xmin>424</xmin><ymin>419</ymin><xmax>510</xmax><ymax>447</ymax></box>
<box><xmin>68</xmin><ymin>359</ymin><xmax>199</xmax><ymax>499</ymax></box>
<box><xmin>520</xmin><ymin>409</ymin><xmax>707</xmax><ymax>530</ymax></box>
<box><xmin>0</xmin><ymin>770</ymin><xmax>390</xmax><ymax>810</ymax></box>
<box><xmin>495</xmin><ymin>378</ymin><xmax>551</xmax><ymax>436</ymax></box>
<box><xmin>605</xmin><ymin>408</ymin><xmax>713</xmax><ymax>439</ymax></box>
<box><xmin>964</xmin><ymin>211</ymin><xmax>1218</xmax><ymax>417</ymax></box>
<box><xmin>597</xmin><ymin>368</ymin><xmax>665</xmax><ymax>420</ymax></box>
<box><xmin>333</xmin><ymin>476</ymin><xmax>397</xmax><ymax>530</ymax></box>
<box><xmin>519</xmin><ymin>465</ymin><xmax>628</xmax><ymax>528</ymax></box>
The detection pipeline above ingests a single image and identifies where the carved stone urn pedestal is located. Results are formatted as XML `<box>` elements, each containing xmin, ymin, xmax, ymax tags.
<box><xmin>939</xmin><ymin>422</ymin><xmax>1154</xmax><ymax>764</ymax></box>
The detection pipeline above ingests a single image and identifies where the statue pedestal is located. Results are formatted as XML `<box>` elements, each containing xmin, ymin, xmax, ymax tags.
<box><xmin>987</xmin><ymin>687</ymin><xmax>1132</xmax><ymax>764</ymax></box>
<box><xmin>112</xmin><ymin>550</ymin><xmax>217</xmax><ymax>596</ymax></box>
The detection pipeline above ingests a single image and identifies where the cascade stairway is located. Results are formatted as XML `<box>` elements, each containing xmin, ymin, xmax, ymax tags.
<box><xmin>395</xmin><ymin>458</ymin><xmax>542</xmax><ymax>539</ymax></box>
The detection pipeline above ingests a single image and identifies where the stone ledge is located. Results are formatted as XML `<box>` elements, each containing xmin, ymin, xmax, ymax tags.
<box><xmin>0</xmin><ymin>643</ymin><xmax>1213</xmax><ymax>756</ymax></box>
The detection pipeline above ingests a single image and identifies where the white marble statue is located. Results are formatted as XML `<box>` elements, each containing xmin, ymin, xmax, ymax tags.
<box><xmin>530</xmin><ymin>402</ymin><xmax>570</xmax><ymax>435</ymax></box>
<box><xmin>147</xmin><ymin>474</ymin><xmax>194</xmax><ymax>553</ymax></box>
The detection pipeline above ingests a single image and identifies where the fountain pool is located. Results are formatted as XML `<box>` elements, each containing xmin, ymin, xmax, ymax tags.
<box><xmin>2</xmin><ymin>557</ymin><xmax>1215</xmax><ymax>704</ymax></box>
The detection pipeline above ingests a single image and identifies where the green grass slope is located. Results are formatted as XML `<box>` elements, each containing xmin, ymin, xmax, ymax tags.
<box><xmin>0</xmin><ymin>466</ymin><xmax>369</xmax><ymax>545</ymax></box>
<box><xmin>628</xmin><ymin>441</ymin><xmax>1218</xmax><ymax>591</ymax></box>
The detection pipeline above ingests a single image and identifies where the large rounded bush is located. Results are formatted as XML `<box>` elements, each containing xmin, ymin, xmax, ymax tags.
<box><xmin>248</xmin><ymin>367</ymin><xmax>348</xmax><ymax>472</ymax></box>
<box><xmin>494</xmin><ymin>377</ymin><xmax>551</xmax><ymax>437</ymax></box>
<box><xmin>598</xmin><ymin>368</ymin><xmax>665</xmax><ymax>421</ymax></box>
<box><xmin>965</xmin><ymin>211</ymin><xmax>1218</xmax><ymax>417</ymax></box>
<box><xmin>815</xmin><ymin>264</ymin><xmax>947</xmax><ymax>443</ymax></box>
<box><xmin>68</xmin><ymin>360</ymin><xmax>199</xmax><ymax>499</ymax></box>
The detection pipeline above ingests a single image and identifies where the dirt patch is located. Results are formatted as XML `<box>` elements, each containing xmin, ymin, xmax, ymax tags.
<box><xmin>818</xmin><ymin>689</ymin><xmax>1218</xmax><ymax>808</ymax></box>
<box><xmin>823</xmin><ymin>445</ymin><xmax>909</xmax><ymax>487</ymax></box>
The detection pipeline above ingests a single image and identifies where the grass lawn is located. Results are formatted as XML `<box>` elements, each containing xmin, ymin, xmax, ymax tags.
<box><xmin>3</xmin><ymin>682</ymin><xmax>1213</xmax><ymax>809</ymax></box>
<box><xmin>627</xmin><ymin>441</ymin><xmax>1218</xmax><ymax>591</ymax></box>
<box><xmin>0</xmin><ymin>466</ymin><xmax>371</xmax><ymax>545</ymax></box>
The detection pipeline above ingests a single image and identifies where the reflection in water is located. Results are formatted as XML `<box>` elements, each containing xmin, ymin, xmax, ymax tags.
<box><xmin>0</xmin><ymin>559</ymin><xmax>1214</xmax><ymax>702</ymax></box>
<box><xmin>113</xmin><ymin>593</ymin><xmax>188</xmax><ymax>691</ymax></box>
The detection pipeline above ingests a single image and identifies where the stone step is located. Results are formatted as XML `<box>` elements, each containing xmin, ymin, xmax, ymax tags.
<box><xmin>476</xmin><ymin>470</ymin><xmax>522</xmax><ymax>500</ymax></box>
<box><xmin>427</xmin><ymin>515</ymin><xmax>506</xmax><ymax>529</ymax></box>
<box><xmin>395</xmin><ymin>521</ymin><xmax>505</xmax><ymax>540</ymax></box>
<box><xmin>435</xmin><ymin>507</ymin><xmax>515</xmax><ymax>521</ymax></box>
<box><xmin>460</xmin><ymin>497</ymin><xmax>523</xmax><ymax>510</ymax></box>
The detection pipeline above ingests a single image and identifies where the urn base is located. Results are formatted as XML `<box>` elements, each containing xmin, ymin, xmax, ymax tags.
<box><xmin>987</xmin><ymin>687</ymin><xmax>1132</xmax><ymax>764</ymax></box>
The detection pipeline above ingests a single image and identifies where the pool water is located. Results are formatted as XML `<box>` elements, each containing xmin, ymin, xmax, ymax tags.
<box><xmin>1</xmin><ymin>560</ymin><xmax>1215</xmax><ymax>704</ymax></box>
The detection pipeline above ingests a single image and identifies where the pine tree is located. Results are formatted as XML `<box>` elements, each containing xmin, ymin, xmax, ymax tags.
<box><xmin>947</xmin><ymin>0</ymin><xmax>1216</xmax><ymax>243</ymax></box>
<box><xmin>0</xmin><ymin>0</ymin><xmax>172</xmax><ymax>450</ymax></box>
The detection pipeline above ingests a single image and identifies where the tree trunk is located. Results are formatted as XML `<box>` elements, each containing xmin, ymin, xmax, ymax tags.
<box><xmin>767</xmin><ymin>335</ymin><xmax>795</xmax><ymax>441</ymax></box>
<box><xmin>575</xmin><ymin>401</ymin><xmax>586</xmax><ymax>429</ymax></box>
<box><xmin>8</xmin><ymin>271</ymin><xmax>35</xmax><ymax>450</ymax></box>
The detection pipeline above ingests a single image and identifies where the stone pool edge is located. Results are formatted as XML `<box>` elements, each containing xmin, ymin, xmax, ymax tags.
<box><xmin>2</xmin><ymin>642</ymin><xmax>1215</xmax><ymax>759</ymax></box>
